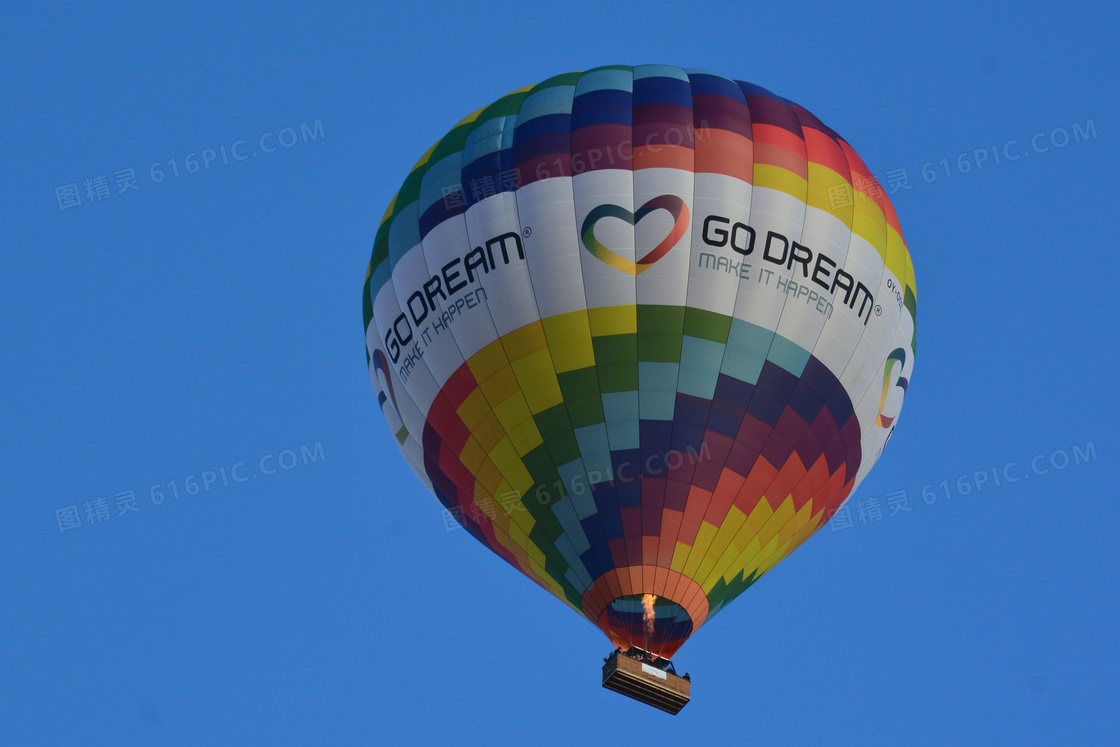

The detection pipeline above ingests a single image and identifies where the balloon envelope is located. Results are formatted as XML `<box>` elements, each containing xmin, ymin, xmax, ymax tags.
<box><xmin>364</xmin><ymin>65</ymin><xmax>916</xmax><ymax>658</ymax></box>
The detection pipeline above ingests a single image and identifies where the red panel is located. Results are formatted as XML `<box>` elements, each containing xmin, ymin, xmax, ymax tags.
<box><xmin>657</xmin><ymin>509</ymin><xmax>683</xmax><ymax>567</ymax></box>
<box><xmin>694</xmin><ymin>128</ymin><xmax>754</xmax><ymax>180</ymax></box>
<box><xmin>734</xmin><ymin>456</ymin><xmax>779</xmax><ymax>516</ymax></box>
<box><xmin>608</xmin><ymin>537</ymin><xmax>629</xmax><ymax>570</ymax></box>
<box><xmin>691</xmin><ymin>430</ymin><xmax>733</xmax><ymax>491</ymax></box>
<box><xmin>736</xmin><ymin>413</ymin><xmax>773</xmax><ymax>452</ymax></box>
<box><xmin>767</xmin><ymin>450</ymin><xmax>806</xmax><ymax>506</ymax></box>
<box><xmin>725</xmin><ymin>440</ymin><xmax>760</xmax><ymax>478</ymax></box>
<box><xmin>620</xmin><ymin>506</ymin><xmax>643</xmax><ymax>537</ymax></box>
<box><xmin>442</xmin><ymin>363</ymin><xmax>479</xmax><ymax>408</ymax></box>
<box><xmin>624</xmin><ymin>536</ymin><xmax>643</xmax><ymax>567</ymax></box>
<box><xmin>793</xmin><ymin>453</ymin><xmax>831</xmax><ymax>511</ymax></box>
<box><xmin>702</xmin><ymin>479</ymin><xmax>735</xmax><ymax>527</ymax></box>
<box><xmin>664</xmin><ymin>478</ymin><xmax>691</xmax><ymax>512</ymax></box>
<box><xmin>800</xmin><ymin>125</ymin><xmax>851</xmax><ymax>179</ymax></box>
<box><xmin>633</xmin><ymin>143</ymin><xmax>693</xmax><ymax>171</ymax></box>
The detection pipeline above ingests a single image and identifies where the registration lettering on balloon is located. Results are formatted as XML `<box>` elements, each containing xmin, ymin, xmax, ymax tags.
<box><xmin>364</xmin><ymin>65</ymin><xmax>917</xmax><ymax>659</ymax></box>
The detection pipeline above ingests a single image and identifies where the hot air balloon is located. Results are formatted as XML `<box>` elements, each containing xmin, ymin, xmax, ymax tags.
<box><xmin>363</xmin><ymin>64</ymin><xmax>916</xmax><ymax>711</ymax></box>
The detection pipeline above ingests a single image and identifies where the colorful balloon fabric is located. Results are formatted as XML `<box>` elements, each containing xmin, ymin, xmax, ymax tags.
<box><xmin>364</xmin><ymin>65</ymin><xmax>916</xmax><ymax>658</ymax></box>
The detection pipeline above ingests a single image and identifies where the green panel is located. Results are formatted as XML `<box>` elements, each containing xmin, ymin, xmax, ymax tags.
<box><xmin>684</xmin><ymin>306</ymin><xmax>732</xmax><ymax>343</ymax></box>
<box><xmin>637</xmin><ymin>333</ymin><xmax>682</xmax><ymax>362</ymax></box>
<box><xmin>557</xmin><ymin>367</ymin><xmax>601</xmax><ymax>399</ymax></box>
<box><xmin>529</xmin><ymin>510</ymin><xmax>564</xmax><ymax>541</ymax></box>
<box><xmin>592</xmin><ymin>334</ymin><xmax>638</xmax><ymax>364</ymax></box>
<box><xmin>545</xmin><ymin>431</ymin><xmax>582</xmax><ymax>466</ymax></box>
<box><xmin>705</xmin><ymin>568</ymin><xmax>761</xmax><ymax>611</ymax></box>
<box><xmin>533</xmin><ymin>403</ymin><xmax>572</xmax><ymax>439</ymax></box>
<box><xmin>904</xmin><ymin>285</ymin><xmax>918</xmax><ymax>354</ymax></box>
<box><xmin>428</xmin><ymin>120</ymin><xmax>475</xmax><ymax>165</ymax></box>
<box><xmin>362</xmin><ymin>274</ymin><xmax>375</xmax><ymax>340</ymax></box>
<box><xmin>368</xmin><ymin>217</ymin><xmax>392</xmax><ymax>281</ymax></box>
<box><xmin>597</xmin><ymin>362</ymin><xmax>639</xmax><ymax>393</ymax></box>
<box><xmin>566</xmin><ymin>395</ymin><xmax>606</xmax><ymax>428</ymax></box>
<box><xmin>531</xmin><ymin>70</ymin><xmax>584</xmax><ymax>91</ymax></box>
<box><xmin>521</xmin><ymin>445</ymin><xmax>557</xmax><ymax>483</ymax></box>
<box><xmin>637</xmin><ymin>304</ymin><xmax>685</xmax><ymax>332</ymax></box>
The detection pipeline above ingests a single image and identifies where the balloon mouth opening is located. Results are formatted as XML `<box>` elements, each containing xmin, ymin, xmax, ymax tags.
<box><xmin>580</xmin><ymin>567</ymin><xmax>710</xmax><ymax>659</ymax></box>
<box><xmin>599</xmin><ymin>595</ymin><xmax>695</xmax><ymax>659</ymax></box>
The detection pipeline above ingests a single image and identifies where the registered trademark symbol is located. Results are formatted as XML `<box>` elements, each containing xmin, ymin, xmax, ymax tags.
<box><xmin>523</xmin><ymin>226</ymin><xmax>532</xmax><ymax>238</ymax></box>
<box><xmin>875</xmin><ymin>305</ymin><xmax>883</xmax><ymax>316</ymax></box>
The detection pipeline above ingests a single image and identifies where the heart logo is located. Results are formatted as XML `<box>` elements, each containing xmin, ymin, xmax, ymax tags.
<box><xmin>580</xmin><ymin>195</ymin><xmax>689</xmax><ymax>275</ymax></box>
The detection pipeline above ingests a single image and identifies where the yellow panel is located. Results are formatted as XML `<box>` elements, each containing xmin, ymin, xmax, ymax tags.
<box><xmin>776</xmin><ymin>499</ymin><xmax>815</xmax><ymax>547</ymax></box>
<box><xmin>502</xmin><ymin>540</ymin><xmax>528</xmax><ymax>574</ymax></box>
<box><xmin>716</xmin><ymin>536</ymin><xmax>760</xmax><ymax>588</ymax></box>
<box><xmin>729</xmin><ymin>524</ymin><xmax>754</xmax><ymax>554</ymax></box>
<box><xmin>713</xmin><ymin>506</ymin><xmax>747</xmax><ymax>550</ymax></box>
<box><xmin>501</xmin><ymin>320</ymin><xmax>548</xmax><ymax>361</ymax></box>
<box><xmin>588</xmin><ymin>305</ymin><xmax>637</xmax><ymax>337</ymax></box>
<box><xmin>784</xmin><ymin>522</ymin><xmax>817</xmax><ymax>558</ymax></box>
<box><xmin>896</xmin><ymin>228</ymin><xmax>916</xmax><ymax>299</ymax></box>
<box><xmin>467</xmin><ymin>339</ymin><xmax>509</xmax><ymax>382</ymax></box>
<box><xmin>728</xmin><ymin>532</ymin><xmax>776</xmax><ymax>584</ymax></box>
<box><xmin>712</xmin><ymin>535</ymin><xmax>757</xmax><ymax>591</ymax></box>
<box><xmin>511</xmin><ymin>350</ymin><xmax>564</xmax><ymax>413</ymax></box>
<box><xmin>525</xmin><ymin>538</ymin><xmax>547</xmax><ymax>569</ymax></box>
<box><xmin>756</xmin><ymin>496</ymin><xmax>795</xmax><ymax>546</ymax></box>
<box><xmin>758</xmin><ymin>540</ymin><xmax>793</xmax><ymax>575</ymax></box>
<box><xmin>472</xmin><ymin>411</ymin><xmax>506</xmax><ymax>451</ymax></box>
<box><xmin>510</xmin><ymin>504</ymin><xmax>536</xmax><ymax>534</ymax></box>
<box><xmin>542</xmin><ymin>310</ymin><xmax>595</xmax><ymax>373</ymax></box>
<box><xmin>456</xmin><ymin>389</ymin><xmax>491</xmax><ymax>429</ymax></box>
<box><xmin>476</xmin><ymin>459</ymin><xmax>504</xmax><ymax>494</ymax></box>
<box><xmin>683</xmin><ymin>522</ymin><xmax>718</xmax><ymax>577</ymax></box>
<box><xmin>488</xmin><ymin>499</ymin><xmax>511</xmax><ymax>532</ymax></box>
<box><xmin>509</xmin><ymin>470</ymin><xmax>535</xmax><ymax>495</ymax></box>
<box><xmin>458</xmin><ymin>438</ymin><xmax>486</xmax><ymax>473</ymax></box>
<box><xmin>560</xmin><ymin>598</ymin><xmax>583</xmax><ymax>615</ymax></box>
<box><xmin>479</xmin><ymin>366</ymin><xmax>521</xmax><ymax>405</ymax></box>
<box><xmin>473</xmin><ymin>481</ymin><xmax>494</xmax><ymax>510</ymax></box>
<box><xmin>493</xmin><ymin>395</ymin><xmax>533</xmax><ymax>432</ymax></box>
<box><xmin>805</xmin><ymin>162</ymin><xmax>855</xmax><ymax>224</ymax></box>
<box><xmin>713</xmin><ymin>542</ymin><xmax>740</xmax><ymax>580</ymax></box>
<box><xmin>746</xmin><ymin>496</ymin><xmax>774</xmax><ymax>533</ymax></box>
<box><xmin>507</xmin><ymin>514</ymin><xmax>534</xmax><ymax>549</ymax></box>
<box><xmin>706</xmin><ymin>532</ymin><xmax>733</xmax><ymax>568</ymax></box>
<box><xmin>753</xmin><ymin>164</ymin><xmax>807</xmax><ymax>201</ymax></box>
<box><xmin>746</xmin><ymin>536</ymin><xmax>780</xmax><ymax>574</ymax></box>
<box><xmin>885</xmin><ymin>224</ymin><xmax>915</xmax><ymax>302</ymax></box>
<box><xmin>488</xmin><ymin>437</ymin><xmax>534</xmax><ymax>493</ymax></box>
<box><xmin>507</xmin><ymin>417</ymin><xmax>544</xmax><ymax>455</ymax></box>
<box><xmin>694</xmin><ymin>556</ymin><xmax>718</xmax><ymax>583</ymax></box>
<box><xmin>709</xmin><ymin>509</ymin><xmax>769</xmax><ymax>587</ymax></box>
<box><xmin>852</xmin><ymin>196</ymin><xmax>888</xmax><ymax>260</ymax></box>
<box><xmin>379</xmin><ymin>194</ymin><xmax>398</xmax><ymax>229</ymax></box>
<box><xmin>492</xmin><ymin>480</ymin><xmax>536</xmax><ymax>535</ymax></box>
<box><xmin>541</xmin><ymin>576</ymin><xmax>565</xmax><ymax>600</ymax></box>
<box><xmin>670</xmin><ymin>541</ymin><xmax>691</xmax><ymax>573</ymax></box>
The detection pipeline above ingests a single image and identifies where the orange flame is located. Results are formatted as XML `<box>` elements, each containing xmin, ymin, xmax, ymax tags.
<box><xmin>641</xmin><ymin>593</ymin><xmax>656</xmax><ymax>645</ymax></box>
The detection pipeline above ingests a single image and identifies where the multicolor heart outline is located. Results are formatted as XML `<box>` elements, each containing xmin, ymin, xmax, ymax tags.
<box><xmin>580</xmin><ymin>195</ymin><xmax>689</xmax><ymax>275</ymax></box>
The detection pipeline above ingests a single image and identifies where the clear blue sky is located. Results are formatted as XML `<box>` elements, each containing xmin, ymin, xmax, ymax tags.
<box><xmin>2</xmin><ymin>2</ymin><xmax>1117</xmax><ymax>744</ymax></box>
